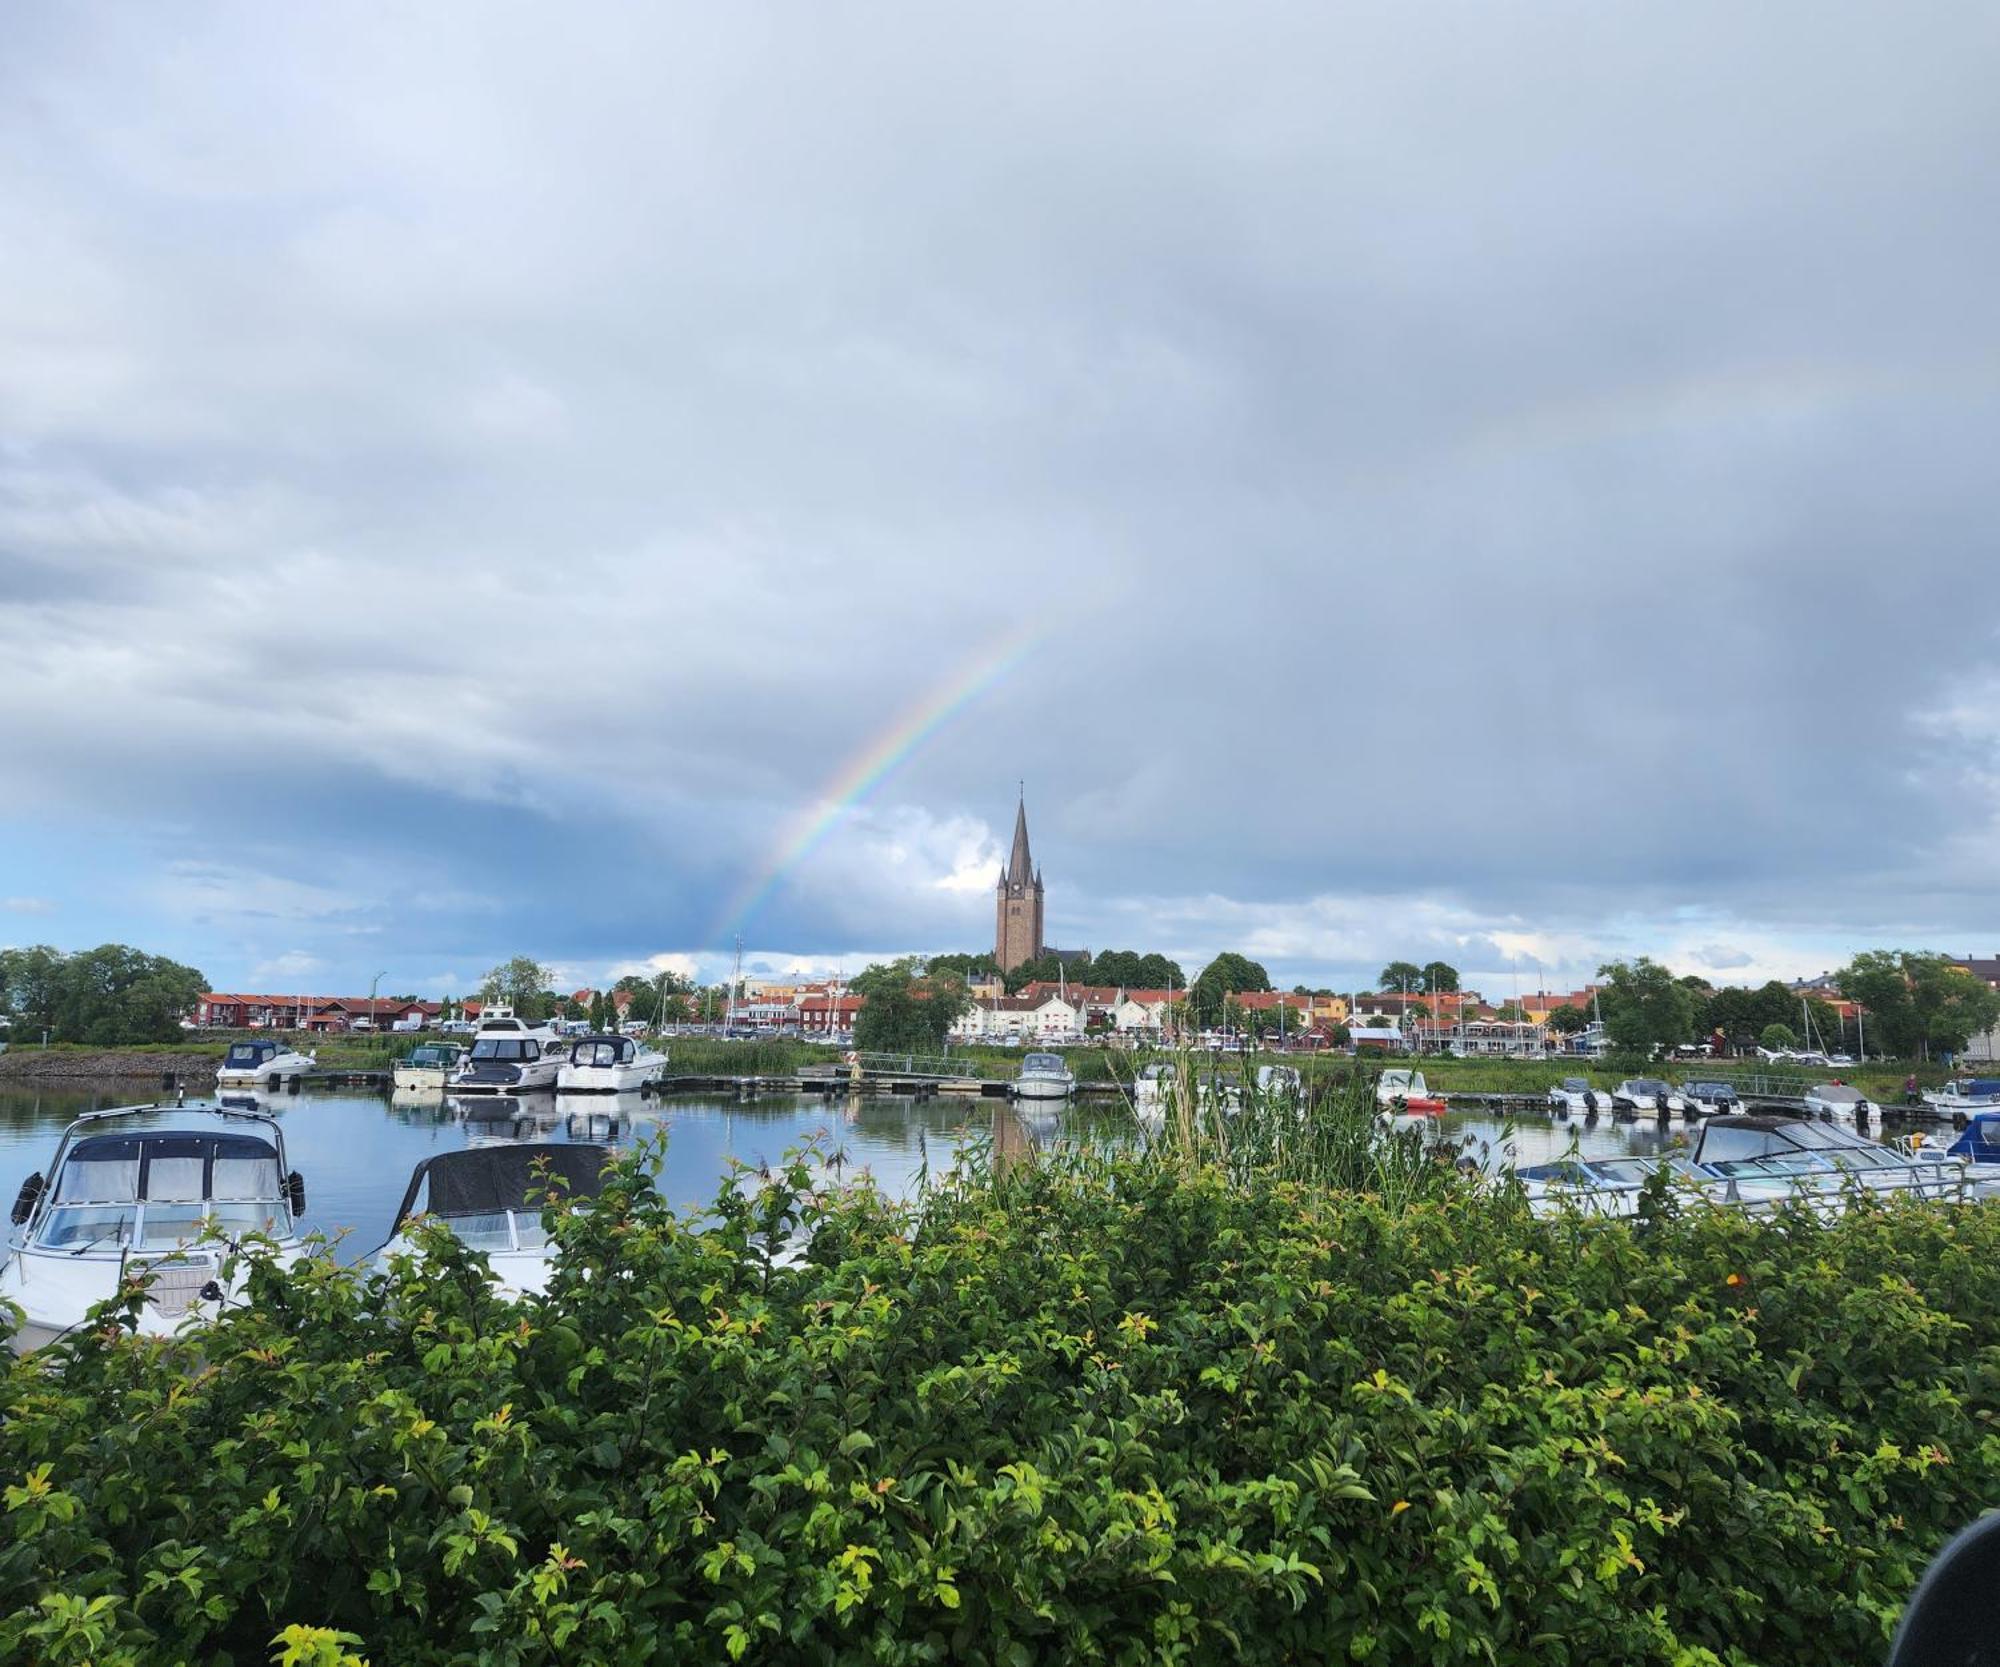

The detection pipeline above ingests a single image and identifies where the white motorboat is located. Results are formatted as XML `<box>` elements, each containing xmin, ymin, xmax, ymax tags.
<box><xmin>1611</xmin><ymin>1077</ymin><xmax>1687</xmax><ymax>1115</ymax></box>
<box><xmin>2</xmin><ymin>1105</ymin><xmax>309</xmax><ymax>1353</ymax></box>
<box><xmin>449</xmin><ymin>1033</ymin><xmax>561</xmax><ymax>1095</ymax></box>
<box><xmin>376</xmin><ymin>1143</ymin><xmax>612</xmax><ymax>1298</ymax></box>
<box><xmin>1253</xmin><ymin>1064</ymin><xmax>1303</xmax><ymax>1101</ymax></box>
<box><xmin>1013</xmin><ymin>1051</ymin><xmax>1075</xmax><ymax>1101</ymax></box>
<box><xmin>213</xmin><ymin>1037</ymin><xmax>315</xmax><ymax>1091</ymax></box>
<box><xmin>1802</xmin><ymin>1082</ymin><xmax>1878</xmax><ymax>1123</ymax></box>
<box><xmin>1678</xmin><ymin>1080</ymin><xmax>1743</xmax><ymax>1117</ymax></box>
<box><xmin>1920</xmin><ymin>1078</ymin><xmax>2000</xmax><ymax>1120</ymax></box>
<box><xmin>557</xmin><ymin>1032</ymin><xmax>668</xmax><ymax>1094</ymax></box>
<box><xmin>1375</xmin><ymin>1068</ymin><xmax>1447</xmax><ymax>1113</ymax></box>
<box><xmin>1133</xmin><ymin>1061</ymin><xmax>1179</xmax><ymax>1112</ymax></box>
<box><xmin>393</xmin><ymin>1041</ymin><xmax>467</xmax><ymax>1091</ymax></box>
<box><xmin>1544</xmin><ymin>1076</ymin><xmax>1611</xmax><ymax>1116</ymax></box>
<box><xmin>1688</xmin><ymin>1113</ymin><xmax>1986</xmax><ymax>1209</ymax></box>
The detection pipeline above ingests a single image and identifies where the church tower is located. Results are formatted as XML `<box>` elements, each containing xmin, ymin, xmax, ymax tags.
<box><xmin>994</xmin><ymin>789</ymin><xmax>1045</xmax><ymax>973</ymax></box>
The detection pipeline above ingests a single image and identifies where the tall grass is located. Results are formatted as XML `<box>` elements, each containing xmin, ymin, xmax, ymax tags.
<box><xmin>1091</xmin><ymin>1048</ymin><xmax>1475</xmax><ymax>1210</ymax></box>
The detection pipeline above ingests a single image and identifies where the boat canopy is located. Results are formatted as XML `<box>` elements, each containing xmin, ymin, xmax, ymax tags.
<box><xmin>54</xmin><ymin>1130</ymin><xmax>282</xmax><ymax>1205</ymax></box>
<box><xmin>1946</xmin><ymin>1113</ymin><xmax>2000</xmax><ymax>1164</ymax></box>
<box><xmin>1812</xmin><ymin>1083</ymin><xmax>1865</xmax><ymax>1104</ymax></box>
<box><xmin>223</xmin><ymin>1041</ymin><xmax>280</xmax><ymax>1067</ymax></box>
<box><xmin>405</xmin><ymin>1043</ymin><xmax>463</xmax><ymax>1068</ymax></box>
<box><xmin>391</xmin><ymin>1144</ymin><xmax>613</xmax><ymax>1232</ymax></box>
<box><xmin>570</xmin><ymin>1035</ymin><xmax>636</xmax><ymax>1068</ymax></box>
<box><xmin>1021</xmin><ymin>1053</ymin><xmax>1067</xmax><ymax>1074</ymax></box>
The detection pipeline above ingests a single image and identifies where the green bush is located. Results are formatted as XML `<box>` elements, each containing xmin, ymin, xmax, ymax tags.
<box><xmin>4</xmin><ymin>1149</ymin><xmax>1998</xmax><ymax>1664</ymax></box>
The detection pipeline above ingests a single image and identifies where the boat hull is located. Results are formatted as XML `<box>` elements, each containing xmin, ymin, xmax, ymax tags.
<box><xmin>1013</xmin><ymin>1077</ymin><xmax>1074</xmax><ymax>1100</ymax></box>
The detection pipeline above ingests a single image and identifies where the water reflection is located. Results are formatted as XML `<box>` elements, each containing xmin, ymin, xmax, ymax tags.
<box><xmin>0</xmin><ymin>1082</ymin><xmax>999</xmax><ymax>1266</ymax></box>
<box><xmin>2</xmin><ymin>1083</ymin><xmax>1938</xmax><ymax>1268</ymax></box>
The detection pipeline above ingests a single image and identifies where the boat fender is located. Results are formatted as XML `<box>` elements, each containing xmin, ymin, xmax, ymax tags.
<box><xmin>11</xmin><ymin>1172</ymin><xmax>44</xmax><ymax>1226</ymax></box>
<box><xmin>1953</xmin><ymin>1111</ymin><xmax>1968</xmax><ymax>1130</ymax></box>
<box><xmin>286</xmin><ymin>1172</ymin><xmax>307</xmax><ymax>1215</ymax></box>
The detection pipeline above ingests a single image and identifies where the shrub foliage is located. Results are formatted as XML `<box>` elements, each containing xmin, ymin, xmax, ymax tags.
<box><xmin>3</xmin><ymin>1146</ymin><xmax>1998</xmax><ymax>1664</ymax></box>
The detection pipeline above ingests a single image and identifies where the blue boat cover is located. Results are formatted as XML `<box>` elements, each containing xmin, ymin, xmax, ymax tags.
<box><xmin>1945</xmin><ymin>1113</ymin><xmax>2000</xmax><ymax>1163</ymax></box>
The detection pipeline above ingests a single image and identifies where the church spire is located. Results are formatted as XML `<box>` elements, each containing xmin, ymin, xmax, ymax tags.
<box><xmin>1006</xmin><ymin>788</ymin><xmax>1034</xmax><ymax>888</ymax></box>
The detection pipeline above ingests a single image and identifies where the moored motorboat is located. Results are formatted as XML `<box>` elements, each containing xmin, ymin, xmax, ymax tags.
<box><xmin>2</xmin><ymin>1104</ymin><xmax>309</xmax><ymax>1353</ymax></box>
<box><xmin>557</xmin><ymin>1032</ymin><xmax>668</xmax><ymax>1094</ymax></box>
<box><xmin>449</xmin><ymin>1033</ymin><xmax>561</xmax><ymax>1095</ymax></box>
<box><xmin>375</xmin><ymin>1143</ymin><xmax>613</xmax><ymax>1297</ymax></box>
<box><xmin>1802</xmin><ymin>1081</ymin><xmax>1878</xmax><ymax>1123</ymax></box>
<box><xmin>1921</xmin><ymin>1078</ymin><xmax>2000</xmax><ymax>1122</ymax></box>
<box><xmin>1611</xmin><ymin>1077</ymin><xmax>1687</xmax><ymax>1116</ymax></box>
<box><xmin>393</xmin><ymin>1041</ymin><xmax>467</xmax><ymax>1091</ymax></box>
<box><xmin>1943</xmin><ymin>1112</ymin><xmax>2000</xmax><ymax>1190</ymax></box>
<box><xmin>1685</xmin><ymin>1112</ymin><xmax>1986</xmax><ymax>1207</ymax></box>
<box><xmin>213</xmin><ymin>1037</ymin><xmax>315</xmax><ymax>1091</ymax></box>
<box><xmin>1545</xmin><ymin>1076</ymin><xmax>1611</xmax><ymax>1116</ymax></box>
<box><xmin>1013</xmin><ymin>1051</ymin><xmax>1075</xmax><ymax>1101</ymax></box>
<box><xmin>1376</xmin><ymin>1068</ymin><xmax>1447</xmax><ymax>1113</ymax></box>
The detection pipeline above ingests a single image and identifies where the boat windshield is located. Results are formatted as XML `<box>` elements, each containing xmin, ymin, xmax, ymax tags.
<box><xmin>571</xmin><ymin>1038</ymin><xmax>634</xmax><ymax>1068</ymax></box>
<box><xmin>470</xmin><ymin>1038</ymin><xmax>537</xmax><ymax>1062</ymax></box>
<box><xmin>1022</xmin><ymin>1054</ymin><xmax>1065</xmax><ymax>1074</ymax></box>
<box><xmin>406</xmin><ymin>1044</ymin><xmax>457</xmax><ymax>1068</ymax></box>
<box><xmin>1559</xmin><ymin>1078</ymin><xmax>1589</xmax><ymax>1092</ymax></box>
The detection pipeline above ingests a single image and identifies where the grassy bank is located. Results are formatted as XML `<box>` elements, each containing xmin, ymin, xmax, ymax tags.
<box><xmin>5</xmin><ymin>1075</ymin><xmax>1999</xmax><ymax>1663</ymax></box>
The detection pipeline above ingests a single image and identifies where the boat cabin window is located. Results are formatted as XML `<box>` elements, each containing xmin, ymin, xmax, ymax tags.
<box><xmin>572</xmin><ymin>1038</ymin><xmax>634</xmax><ymax>1068</ymax></box>
<box><xmin>408</xmin><ymin>1044</ymin><xmax>456</xmax><ymax>1068</ymax></box>
<box><xmin>470</xmin><ymin>1038</ymin><xmax>539</xmax><ymax>1062</ymax></box>
<box><xmin>1023</xmin><ymin>1053</ymin><xmax>1064</xmax><ymax>1072</ymax></box>
<box><xmin>224</xmin><ymin>1042</ymin><xmax>278</xmax><ymax>1067</ymax></box>
<box><xmin>1559</xmin><ymin>1078</ymin><xmax>1589</xmax><ymax>1093</ymax></box>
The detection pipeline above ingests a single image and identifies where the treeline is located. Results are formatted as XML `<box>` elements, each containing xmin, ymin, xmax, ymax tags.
<box><xmin>1591</xmin><ymin>951</ymin><xmax>2000</xmax><ymax>1058</ymax></box>
<box><xmin>926</xmin><ymin>948</ymin><xmax>1190</xmax><ymax>995</ymax></box>
<box><xmin>0</xmin><ymin>944</ymin><xmax>207</xmax><ymax>1046</ymax></box>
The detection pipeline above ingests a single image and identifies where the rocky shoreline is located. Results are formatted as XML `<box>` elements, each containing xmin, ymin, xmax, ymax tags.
<box><xmin>0</xmin><ymin>1048</ymin><xmax>220</xmax><ymax>1083</ymax></box>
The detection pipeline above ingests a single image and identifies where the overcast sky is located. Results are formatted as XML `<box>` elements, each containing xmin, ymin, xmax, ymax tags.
<box><xmin>3</xmin><ymin>3</ymin><xmax>1998</xmax><ymax>1001</ymax></box>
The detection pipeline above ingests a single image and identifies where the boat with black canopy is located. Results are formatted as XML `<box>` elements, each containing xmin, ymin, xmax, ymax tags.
<box><xmin>2</xmin><ymin>1104</ymin><xmax>309</xmax><ymax>1353</ymax></box>
<box><xmin>375</xmin><ymin>1143</ymin><xmax>613</xmax><ymax>1296</ymax></box>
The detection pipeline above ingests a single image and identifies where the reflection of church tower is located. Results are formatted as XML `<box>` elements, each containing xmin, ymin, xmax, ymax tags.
<box><xmin>994</xmin><ymin>790</ymin><xmax>1045</xmax><ymax>973</ymax></box>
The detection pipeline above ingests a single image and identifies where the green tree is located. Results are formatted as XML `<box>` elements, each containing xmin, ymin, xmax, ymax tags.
<box><xmin>1835</xmin><ymin>951</ymin><xmax>2000</xmax><ymax>1059</ymax></box>
<box><xmin>1546</xmin><ymin>1005</ymin><xmax>1591</xmax><ymax>1036</ymax></box>
<box><xmin>480</xmin><ymin>957</ymin><xmax>554</xmax><ymax>1023</ymax></box>
<box><xmin>1596</xmin><ymin>958</ymin><xmax>1696</xmax><ymax>1055</ymax></box>
<box><xmin>1377</xmin><ymin>961</ymin><xmax>1424</xmax><ymax>995</ymax></box>
<box><xmin>1420</xmin><ymin>961</ymin><xmax>1460</xmax><ymax>993</ymax></box>
<box><xmin>1760</xmin><ymin>1023</ymin><xmax>1798</xmax><ymax>1051</ymax></box>
<box><xmin>850</xmin><ymin>960</ymin><xmax>969</xmax><ymax>1053</ymax></box>
<box><xmin>0</xmin><ymin>943</ymin><xmax>206</xmax><ymax>1044</ymax></box>
<box><xmin>1134</xmin><ymin>954</ymin><xmax>1185</xmax><ymax>990</ymax></box>
<box><xmin>1192</xmin><ymin>953</ymin><xmax>1272</xmax><ymax>1027</ymax></box>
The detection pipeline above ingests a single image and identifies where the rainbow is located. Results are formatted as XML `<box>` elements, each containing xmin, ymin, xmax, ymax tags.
<box><xmin>709</xmin><ymin>619</ymin><xmax>1046</xmax><ymax>947</ymax></box>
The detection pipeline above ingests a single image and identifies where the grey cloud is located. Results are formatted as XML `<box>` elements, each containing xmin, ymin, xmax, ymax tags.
<box><xmin>2</xmin><ymin>2</ymin><xmax>1998</xmax><ymax>992</ymax></box>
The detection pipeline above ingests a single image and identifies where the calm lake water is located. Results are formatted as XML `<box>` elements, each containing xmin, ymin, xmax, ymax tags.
<box><xmin>0</xmin><ymin>1082</ymin><xmax>1014</xmax><ymax>1264</ymax></box>
<box><xmin>0</xmin><ymin>1081</ymin><xmax>1934</xmax><ymax>1262</ymax></box>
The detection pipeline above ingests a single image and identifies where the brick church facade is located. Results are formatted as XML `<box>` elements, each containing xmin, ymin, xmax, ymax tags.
<box><xmin>994</xmin><ymin>794</ymin><xmax>1045</xmax><ymax>973</ymax></box>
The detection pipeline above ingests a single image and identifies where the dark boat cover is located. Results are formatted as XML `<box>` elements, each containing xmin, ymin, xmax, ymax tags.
<box><xmin>391</xmin><ymin>1144</ymin><xmax>613</xmax><ymax>1230</ymax></box>
<box><xmin>1946</xmin><ymin>1114</ymin><xmax>2000</xmax><ymax>1164</ymax></box>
